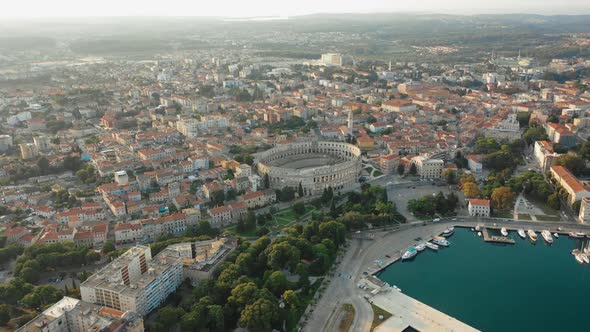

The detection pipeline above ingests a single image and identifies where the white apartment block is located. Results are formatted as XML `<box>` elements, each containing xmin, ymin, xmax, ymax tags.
<box><xmin>81</xmin><ymin>245</ymin><xmax>183</xmax><ymax>316</ymax></box>
<box><xmin>321</xmin><ymin>53</ymin><xmax>343</xmax><ymax>66</ymax></box>
<box><xmin>533</xmin><ymin>141</ymin><xmax>560</xmax><ymax>173</ymax></box>
<box><xmin>190</xmin><ymin>154</ymin><xmax>209</xmax><ymax>171</ymax></box>
<box><xmin>176</xmin><ymin>118</ymin><xmax>199</xmax><ymax>138</ymax></box>
<box><xmin>16</xmin><ymin>297</ymin><xmax>144</xmax><ymax>332</ymax></box>
<box><xmin>466</xmin><ymin>154</ymin><xmax>484</xmax><ymax>174</ymax></box>
<box><xmin>413</xmin><ymin>156</ymin><xmax>444</xmax><ymax>179</ymax></box>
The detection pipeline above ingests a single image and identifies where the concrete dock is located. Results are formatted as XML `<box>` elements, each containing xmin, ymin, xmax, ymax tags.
<box><xmin>371</xmin><ymin>288</ymin><xmax>480</xmax><ymax>332</ymax></box>
<box><xmin>482</xmin><ymin>227</ymin><xmax>515</xmax><ymax>244</ymax></box>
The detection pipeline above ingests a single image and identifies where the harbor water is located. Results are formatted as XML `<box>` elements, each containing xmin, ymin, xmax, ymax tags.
<box><xmin>377</xmin><ymin>227</ymin><xmax>590</xmax><ymax>332</ymax></box>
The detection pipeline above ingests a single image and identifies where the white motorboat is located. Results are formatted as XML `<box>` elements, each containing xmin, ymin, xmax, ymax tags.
<box><xmin>576</xmin><ymin>232</ymin><xmax>586</xmax><ymax>238</ymax></box>
<box><xmin>554</xmin><ymin>233</ymin><xmax>559</xmax><ymax>238</ymax></box>
<box><xmin>442</xmin><ymin>227</ymin><xmax>454</xmax><ymax>237</ymax></box>
<box><xmin>501</xmin><ymin>227</ymin><xmax>508</xmax><ymax>236</ymax></box>
<box><xmin>475</xmin><ymin>225</ymin><xmax>481</xmax><ymax>231</ymax></box>
<box><xmin>425</xmin><ymin>242</ymin><xmax>439</xmax><ymax>251</ymax></box>
<box><xmin>517</xmin><ymin>229</ymin><xmax>526</xmax><ymax>239</ymax></box>
<box><xmin>415</xmin><ymin>243</ymin><xmax>426</xmax><ymax>251</ymax></box>
<box><xmin>583</xmin><ymin>255</ymin><xmax>590</xmax><ymax>264</ymax></box>
<box><xmin>575</xmin><ymin>254</ymin><xmax>585</xmax><ymax>264</ymax></box>
<box><xmin>541</xmin><ymin>230</ymin><xmax>553</xmax><ymax>244</ymax></box>
<box><xmin>402</xmin><ymin>247</ymin><xmax>418</xmax><ymax>260</ymax></box>
<box><xmin>477</xmin><ymin>232</ymin><xmax>482</xmax><ymax>237</ymax></box>
<box><xmin>568</xmin><ymin>232</ymin><xmax>581</xmax><ymax>238</ymax></box>
<box><xmin>527</xmin><ymin>229</ymin><xmax>537</xmax><ymax>243</ymax></box>
<box><xmin>470</xmin><ymin>228</ymin><xmax>475</xmax><ymax>232</ymax></box>
<box><xmin>432</xmin><ymin>238</ymin><xmax>450</xmax><ymax>247</ymax></box>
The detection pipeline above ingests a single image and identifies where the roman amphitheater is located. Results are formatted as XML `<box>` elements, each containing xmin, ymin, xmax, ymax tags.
<box><xmin>255</xmin><ymin>141</ymin><xmax>362</xmax><ymax>196</ymax></box>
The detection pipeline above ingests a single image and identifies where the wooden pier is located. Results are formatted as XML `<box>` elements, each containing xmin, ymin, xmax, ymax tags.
<box><xmin>482</xmin><ymin>228</ymin><xmax>515</xmax><ymax>244</ymax></box>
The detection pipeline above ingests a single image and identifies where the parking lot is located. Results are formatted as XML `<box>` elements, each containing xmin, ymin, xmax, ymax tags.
<box><xmin>386</xmin><ymin>180</ymin><xmax>464</xmax><ymax>221</ymax></box>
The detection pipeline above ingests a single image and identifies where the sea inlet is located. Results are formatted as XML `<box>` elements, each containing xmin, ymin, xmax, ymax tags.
<box><xmin>377</xmin><ymin>227</ymin><xmax>590</xmax><ymax>332</ymax></box>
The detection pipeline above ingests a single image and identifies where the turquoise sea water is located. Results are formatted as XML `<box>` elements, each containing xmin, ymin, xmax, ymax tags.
<box><xmin>377</xmin><ymin>227</ymin><xmax>590</xmax><ymax>332</ymax></box>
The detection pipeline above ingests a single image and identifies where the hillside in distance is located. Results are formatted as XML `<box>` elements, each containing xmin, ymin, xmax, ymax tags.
<box><xmin>0</xmin><ymin>13</ymin><xmax>589</xmax><ymax>62</ymax></box>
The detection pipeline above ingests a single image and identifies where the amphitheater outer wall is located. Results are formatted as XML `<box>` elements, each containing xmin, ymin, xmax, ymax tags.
<box><xmin>255</xmin><ymin>141</ymin><xmax>362</xmax><ymax>196</ymax></box>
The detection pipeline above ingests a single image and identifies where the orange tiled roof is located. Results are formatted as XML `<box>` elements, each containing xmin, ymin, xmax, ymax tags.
<box><xmin>469</xmin><ymin>198</ymin><xmax>490</xmax><ymax>207</ymax></box>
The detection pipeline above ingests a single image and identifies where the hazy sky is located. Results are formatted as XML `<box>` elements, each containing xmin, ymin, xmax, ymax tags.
<box><xmin>2</xmin><ymin>0</ymin><xmax>590</xmax><ymax>17</ymax></box>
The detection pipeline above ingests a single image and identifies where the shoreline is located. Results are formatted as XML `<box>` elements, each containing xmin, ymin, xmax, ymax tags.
<box><xmin>368</xmin><ymin>222</ymin><xmax>588</xmax><ymax>332</ymax></box>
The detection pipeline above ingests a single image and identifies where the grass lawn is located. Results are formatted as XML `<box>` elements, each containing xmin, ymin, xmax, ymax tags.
<box><xmin>535</xmin><ymin>215</ymin><xmax>562</xmax><ymax>222</ymax></box>
<box><xmin>370</xmin><ymin>303</ymin><xmax>393</xmax><ymax>331</ymax></box>
<box><xmin>339</xmin><ymin>303</ymin><xmax>355</xmax><ymax>332</ymax></box>
<box><xmin>274</xmin><ymin>206</ymin><xmax>316</xmax><ymax>225</ymax></box>
<box><xmin>224</xmin><ymin>225</ymin><xmax>260</xmax><ymax>238</ymax></box>
<box><xmin>225</xmin><ymin>206</ymin><xmax>317</xmax><ymax>239</ymax></box>
<box><xmin>491</xmin><ymin>210</ymin><xmax>512</xmax><ymax>218</ymax></box>
<box><xmin>527</xmin><ymin>196</ymin><xmax>559</xmax><ymax>215</ymax></box>
<box><xmin>372</xmin><ymin>170</ymin><xmax>383</xmax><ymax>177</ymax></box>
<box><xmin>518</xmin><ymin>214</ymin><xmax>532</xmax><ymax>220</ymax></box>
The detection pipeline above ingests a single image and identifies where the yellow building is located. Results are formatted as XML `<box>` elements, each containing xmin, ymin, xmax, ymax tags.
<box><xmin>356</xmin><ymin>136</ymin><xmax>375</xmax><ymax>151</ymax></box>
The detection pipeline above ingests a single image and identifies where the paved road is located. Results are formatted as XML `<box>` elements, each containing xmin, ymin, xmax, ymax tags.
<box><xmin>303</xmin><ymin>223</ymin><xmax>449</xmax><ymax>332</ymax></box>
<box><xmin>304</xmin><ymin>237</ymin><xmax>367</xmax><ymax>332</ymax></box>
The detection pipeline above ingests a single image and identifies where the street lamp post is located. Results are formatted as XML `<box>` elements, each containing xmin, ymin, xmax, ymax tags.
<box><xmin>279</xmin><ymin>300</ymin><xmax>287</xmax><ymax>332</ymax></box>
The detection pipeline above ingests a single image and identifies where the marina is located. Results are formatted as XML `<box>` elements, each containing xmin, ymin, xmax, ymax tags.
<box><xmin>377</xmin><ymin>227</ymin><xmax>590</xmax><ymax>332</ymax></box>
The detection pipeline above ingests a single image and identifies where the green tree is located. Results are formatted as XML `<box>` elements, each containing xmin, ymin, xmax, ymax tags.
<box><xmin>282</xmin><ymin>289</ymin><xmax>300</xmax><ymax>310</ymax></box>
<box><xmin>21</xmin><ymin>285</ymin><xmax>63</xmax><ymax>308</ymax></box>
<box><xmin>548</xmin><ymin>193</ymin><xmax>561</xmax><ymax>210</ymax></box>
<box><xmin>101</xmin><ymin>241</ymin><xmax>115</xmax><ymax>254</ymax></box>
<box><xmin>266</xmin><ymin>242</ymin><xmax>301</xmax><ymax>272</ymax></box>
<box><xmin>475</xmin><ymin>137</ymin><xmax>501</xmax><ymax>154</ymax></box>
<box><xmin>0</xmin><ymin>304</ymin><xmax>10</xmax><ymax>325</ymax></box>
<box><xmin>573</xmin><ymin>200</ymin><xmax>582</xmax><ymax>214</ymax></box>
<box><xmin>20</xmin><ymin>266</ymin><xmax>40</xmax><ymax>284</ymax></box>
<box><xmin>207</xmin><ymin>304</ymin><xmax>225</xmax><ymax>331</ymax></box>
<box><xmin>460</xmin><ymin>174</ymin><xmax>476</xmax><ymax>185</ymax></box>
<box><xmin>210</xmin><ymin>190</ymin><xmax>225</xmax><ymax>206</ymax></box>
<box><xmin>264</xmin><ymin>271</ymin><xmax>288</xmax><ymax>296</ymax></box>
<box><xmin>397</xmin><ymin>163</ymin><xmax>405</xmax><ymax>176</ymax></box>
<box><xmin>491</xmin><ymin>186</ymin><xmax>516</xmax><ymax>210</ymax></box>
<box><xmin>245</xmin><ymin>211</ymin><xmax>257</xmax><ymax>231</ymax></box>
<box><xmin>318</xmin><ymin>221</ymin><xmax>346</xmax><ymax>246</ymax></box>
<box><xmin>443</xmin><ymin>169</ymin><xmax>458</xmax><ymax>185</ymax></box>
<box><xmin>293</xmin><ymin>202</ymin><xmax>306</xmax><ymax>217</ymax></box>
<box><xmin>239</xmin><ymin>298</ymin><xmax>280</xmax><ymax>332</ymax></box>
<box><xmin>554</xmin><ymin>154</ymin><xmax>586</xmax><ymax>176</ymax></box>
<box><xmin>228</xmin><ymin>282</ymin><xmax>259</xmax><ymax>309</ymax></box>
<box><xmin>264</xmin><ymin>173</ymin><xmax>270</xmax><ymax>189</ymax></box>
<box><xmin>37</xmin><ymin>157</ymin><xmax>50</xmax><ymax>175</ymax></box>
<box><xmin>409</xmin><ymin>163</ymin><xmax>417</xmax><ymax>176</ymax></box>
<box><xmin>156</xmin><ymin>306</ymin><xmax>185</xmax><ymax>328</ymax></box>
<box><xmin>523</xmin><ymin>126</ymin><xmax>549</xmax><ymax>145</ymax></box>
<box><xmin>462</xmin><ymin>182</ymin><xmax>480</xmax><ymax>198</ymax></box>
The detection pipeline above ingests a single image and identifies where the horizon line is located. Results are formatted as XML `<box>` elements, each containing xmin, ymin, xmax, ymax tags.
<box><xmin>2</xmin><ymin>11</ymin><xmax>590</xmax><ymax>20</ymax></box>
